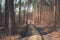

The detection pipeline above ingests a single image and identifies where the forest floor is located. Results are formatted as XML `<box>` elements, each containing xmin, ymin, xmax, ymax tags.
<box><xmin>0</xmin><ymin>24</ymin><xmax>60</xmax><ymax>40</ymax></box>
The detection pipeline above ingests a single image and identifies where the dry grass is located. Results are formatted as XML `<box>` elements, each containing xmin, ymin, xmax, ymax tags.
<box><xmin>43</xmin><ymin>30</ymin><xmax>60</xmax><ymax>40</ymax></box>
<box><xmin>0</xmin><ymin>31</ymin><xmax>60</xmax><ymax>40</ymax></box>
<box><xmin>0</xmin><ymin>35</ymin><xmax>20</xmax><ymax>40</ymax></box>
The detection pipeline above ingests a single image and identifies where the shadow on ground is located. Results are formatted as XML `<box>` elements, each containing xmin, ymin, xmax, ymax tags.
<box><xmin>20</xmin><ymin>24</ymin><xmax>50</xmax><ymax>38</ymax></box>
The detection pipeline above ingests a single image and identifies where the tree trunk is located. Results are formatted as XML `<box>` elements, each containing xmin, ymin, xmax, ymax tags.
<box><xmin>57</xmin><ymin>0</ymin><xmax>60</xmax><ymax>28</ymax></box>
<box><xmin>19</xmin><ymin>0</ymin><xmax>21</xmax><ymax>24</ymax></box>
<box><xmin>8</xmin><ymin>0</ymin><xmax>15</xmax><ymax>34</ymax></box>
<box><xmin>0</xmin><ymin>4</ymin><xmax>2</xmax><ymax>26</ymax></box>
<box><xmin>26</xmin><ymin>0</ymin><xmax>29</xmax><ymax>24</ymax></box>
<box><xmin>53</xmin><ymin>0</ymin><xmax>57</xmax><ymax>31</ymax></box>
<box><xmin>5</xmin><ymin>0</ymin><xmax>9</xmax><ymax>34</ymax></box>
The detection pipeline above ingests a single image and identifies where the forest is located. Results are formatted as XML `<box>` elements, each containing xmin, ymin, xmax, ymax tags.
<box><xmin>0</xmin><ymin>0</ymin><xmax>60</xmax><ymax>40</ymax></box>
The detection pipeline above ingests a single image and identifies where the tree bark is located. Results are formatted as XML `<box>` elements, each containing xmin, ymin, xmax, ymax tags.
<box><xmin>0</xmin><ymin>4</ymin><xmax>2</xmax><ymax>26</ymax></box>
<box><xmin>5</xmin><ymin>0</ymin><xmax>9</xmax><ymax>34</ymax></box>
<box><xmin>53</xmin><ymin>0</ymin><xmax>57</xmax><ymax>31</ymax></box>
<box><xmin>19</xmin><ymin>0</ymin><xmax>21</xmax><ymax>24</ymax></box>
<box><xmin>8</xmin><ymin>0</ymin><xmax>15</xmax><ymax>34</ymax></box>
